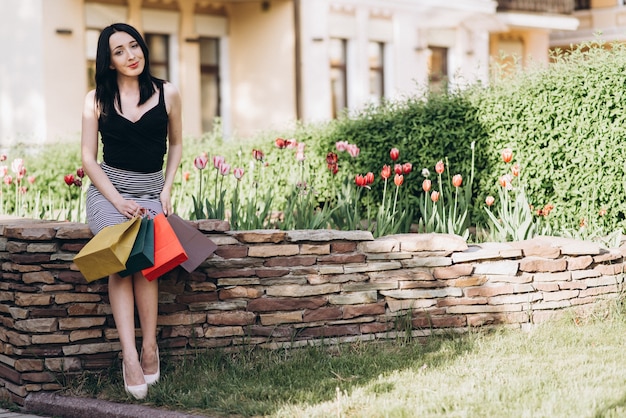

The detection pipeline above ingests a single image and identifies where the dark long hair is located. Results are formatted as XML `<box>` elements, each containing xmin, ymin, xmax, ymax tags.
<box><xmin>94</xmin><ymin>23</ymin><xmax>163</xmax><ymax>119</ymax></box>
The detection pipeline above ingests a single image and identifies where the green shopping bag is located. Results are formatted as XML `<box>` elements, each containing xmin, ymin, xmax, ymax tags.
<box><xmin>118</xmin><ymin>217</ymin><xmax>155</xmax><ymax>277</ymax></box>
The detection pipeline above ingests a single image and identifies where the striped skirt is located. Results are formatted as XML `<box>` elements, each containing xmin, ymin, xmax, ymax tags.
<box><xmin>86</xmin><ymin>163</ymin><xmax>164</xmax><ymax>234</ymax></box>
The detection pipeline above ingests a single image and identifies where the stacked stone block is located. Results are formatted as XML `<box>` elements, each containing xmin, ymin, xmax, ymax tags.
<box><xmin>0</xmin><ymin>218</ymin><xmax>624</xmax><ymax>404</ymax></box>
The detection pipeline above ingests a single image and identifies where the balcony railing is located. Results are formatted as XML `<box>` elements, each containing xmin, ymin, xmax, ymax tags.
<box><xmin>497</xmin><ymin>0</ymin><xmax>575</xmax><ymax>14</ymax></box>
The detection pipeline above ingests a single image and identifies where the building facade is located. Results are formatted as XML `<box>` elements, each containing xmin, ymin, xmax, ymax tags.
<box><xmin>0</xmin><ymin>0</ymin><xmax>582</xmax><ymax>146</ymax></box>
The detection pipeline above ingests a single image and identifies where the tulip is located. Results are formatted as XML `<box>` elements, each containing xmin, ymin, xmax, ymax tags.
<box><xmin>73</xmin><ymin>178</ymin><xmax>82</xmax><ymax>188</ymax></box>
<box><xmin>3</xmin><ymin>175</ymin><xmax>12</xmax><ymax>185</ymax></box>
<box><xmin>485</xmin><ymin>196</ymin><xmax>495</xmax><ymax>206</ymax></box>
<box><xmin>11</xmin><ymin>158</ymin><xmax>23</xmax><ymax>175</ymax></box>
<box><xmin>182</xmin><ymin>171</ymin><xmax>190</xmax><ymax>182</ymax></box>
<box><xmin>347</xmin><ymin>144</ymin><xmax>360</xmax><ymax>158</ymax></box>
<box><xmin>435</xmin><ymin>160</ymin><xmax>444</xmax><ymax>174</ymax></box>
<box><xmin>421</xmin><ymin>168</ymin><xmax>430</xmax><ymax>178</ymax></box>
<box><xmin>27</xmin><ymin>176</ymin><xmax>36</xmax><ymax>184</ymax></box>
<box><xmin>0</xmin><ymin>166</ymin><xmax>7</xmax><ymax>177</ymax></box>
<box><xmin>0</xmin><ymin>154</ymin><xmax>6</xmax><ymax>162</ymax></box>
<box><xmin>402</xmin><ymin>162</ymin><xmax>412</xmax><ymax>174</ymax></box>
<box><xmin>329</xmin><ymin>165</ymin><xmax>338</xmax><ymax>175</ymax></box>
<box><xmin>64</xmin><ymin>174</ymin><xmax>74</xmax><ymax>186</ymax></box>
<box><xmin>394</xmin><ymin>174</ymin><xmax>404</xmax><ymax>186</ymax></box>
<box><xmin>275</xmin><ymin>137</ymin><xmax>286</xmax><ymax>149</ymax></box>
<box><xmin>76</xmin><ymin>167</ymin><xmax>85</xmax><ymax>178</ymax></box>
<box><xmin>213</xmin><ymin>155</ymin><xmax>225</xmax><ymax>169</ymax></box>
<box><xmin>194</xmin><ymin>155</ymin><xmax>208</xmax><ymax>170</ymax></box>
<box><xmin>335</xmin><ymin>141</ymin><xmax>349</xmax><ymax>152</ymax></box>
<box><xmin>296</xmin><ymin>142</ymin><xmax>306</xmax><ymax>162</ymax></box>
<box><xmin>219</xmin><ymin>163</ymin><xmax>231</xmax><ymax>176</ymax></box>
<box><xmin>452</xmin><ymin>174</ymin><xmax>462</xmax><ymax>188</ymax></box>
<box><xmin>422</xmin><ymin>179</ymin><xmax>431</xmax><ymax>192</ymax></box>
<box><xmin>501</xmin><ymin>148</ymin><xmax>513</xmax><ymax>163</ymax></box>
<box><xmin>365</xmin><ymin>172</ymin><xmax>374</xmax><ymax>185</ymax></box>
<box><xmin>326</xmin><ymin>152</ymin><xmax>338</xmax><ymax>165</ymax></box>
<box><xmin>394</xmin><ymin>164</ymin><xmax>403</xmax><ymax>175</ymax></box>
<box><xmin>390</xmin><ymin>148</ymin><xmax>399</xmax><ymax>161</ymax></box>
<box><xmin>285</xmin><ymin>139</ymin><xmax>297</xmax><ymax>149</ymax></box>
<box><xmin>431</xmin><ymin>191</ymin><xmax>440</xmax><ymax>202</ymax></box>
<box><xmin>233</xmin><ymin>167</ymin><xmax>245</xmax><ymax>180</ymax></box>
<box><xmin>252</xmin><ymin>149</ymin><xmax>264</xmax><ymax>161</ymax></box>
<box><xmin>381</xmin><ymin>165</ymin><xmax>391</xmax><ymax>180</ymax></box>
<box><xmin>599</xmin><ymin>208</ymin><xmax>607</xmax><ymax>217</ymax></box>
<box><xmin>511</xmin><ymin>163</ymin><xmax>520</xmax><ymax>177</ymax></box>
<box><xmin>19</xmin><ymin>186</ymin><xmax>27</xmax><ymax>194</ymax></box>
<box><xmin>355</xmin><ymin>174</ymin><xmax>366</xmax><ymax>187</ymax></box>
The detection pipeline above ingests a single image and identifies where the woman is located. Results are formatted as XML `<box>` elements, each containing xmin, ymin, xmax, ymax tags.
<box><xmin>81</xmin><ymin>23</ymin><xmax>182</xmax><ymax>400</ymax></box>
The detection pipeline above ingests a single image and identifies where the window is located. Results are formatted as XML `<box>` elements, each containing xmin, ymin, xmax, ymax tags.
<box><xmin>368</xmin><ymin>41</ymin><xmax>385</xmax><ymax>102</ymax></box>
<box><xmin>329</xmin><ymin>38</ymin><xmax>347</xmax><ymax>118</ymax></box>
<box><xmin>85</xmin><ymin>28</ymin><xmax>100</xmax><ymax>90</ymax></box>
<box><xmin>428</xmin><ymin>46</ymin><xmax>448</xmax><ymax>92</ymax></box>
<box><xmin>145</xmin><ymin>33</ymin><xmax>170</xmax><ymax>80</ymax></box>
<box><xmin>199</xmin><ymin>37</ymin><xmax>220</xmax><ymax>133</ymax></box>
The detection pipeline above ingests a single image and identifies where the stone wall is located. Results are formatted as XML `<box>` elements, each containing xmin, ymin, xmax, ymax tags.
<box><xmin>0</xmin><ymin>218</ymin><xmax>624</xmax><ymax>404</ymax></box>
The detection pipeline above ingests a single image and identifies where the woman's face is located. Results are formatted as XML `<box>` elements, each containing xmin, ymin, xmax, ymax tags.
<box><xmin>108</xmin><ymin>31</ymin><xmax>145</xmax><ymax>77</ymax></box>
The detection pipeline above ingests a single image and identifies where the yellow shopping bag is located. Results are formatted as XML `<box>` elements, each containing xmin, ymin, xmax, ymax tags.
<box><xmin>73</xmin><ymin>217</ymin><xmax>142</xmax><ymax>282</ymax></box>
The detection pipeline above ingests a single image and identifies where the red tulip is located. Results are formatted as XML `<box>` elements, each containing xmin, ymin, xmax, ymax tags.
<box><xmin>73</xmin><ymin>178</ymin><xmax>82</xmax><ymax>188</ymax></box>
<box><xmin>381</xmin><ymin>165</ymin><xmax>391</xmax><ymax>180</ymax></box>
<box><xmin>76</xmin><ymin>167</ymin><xmax>85</xmax><ymax>178</ymax></box>
<box><xmin>355</xmin><ymin>174</ymin><xmax>366</xmax><ymax>187</ymax></box>
<box><xmin>452</xmin><ymin>174</ymin><xmax>462</xmax><ymax>188</ymax></box>
<box><xmin>485</xmin><ymin>196</ymin><xmax>495</xmax><ymax>206</ymax></box>
<box><xmin>365</xmin><ymin>172</ymin><xmax>374</xmax><ymax>185</ymax></box>
<box><xmin>435</xmin><ymin>160</ymin><xmax>444</xmax><ymax>174</ymax></box>
<box><xmin>422</xmin><ymin>179</ymin><xmax>431</xmax><ymax>192</ymax></box>
<box><xmin>402</xmin><ymin>162</ymin><xmax>412</xmax><ymax>174</ymax></box>
<box><xmin>394</xmin><ymin>174</ymin><xmax>404</xmax><ymax>186</ymax></box>
<box><xmin>431</xmin><ymin>191</ymin><xmax>440</xmax><ymax>202</ymax></box>
<box><xmin>390</xmin><ymin>148</ymin><xmax>400</xmax><ymax>161</ymax></box>
<box><xmin>326</xmin><ymin>152</ymin><xmax>338</xmax><ymax>165</ymax></box>
<box><xmin>394</xmin><ymin>164</ymin><xmax>403</xmax><ymax>175</ymax></box>
<box><xmin>501</xmin><ymin>148</ymin><xmax>513</xmax><ymax>163</ymax></box>
<box><xmin>275</xmin><ymin>138</ymin><xmax>286</xmax><ymax>148</ymax></box>
<box><xmin>64</xmin><ymin>174</ymin><xmax>75</xmax><ymax>186</ymax></box>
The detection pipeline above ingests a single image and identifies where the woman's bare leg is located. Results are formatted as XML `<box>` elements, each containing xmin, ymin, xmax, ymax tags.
<box><xmin>108</xmin><ymin>273</ymin><xmax>145</xmax><ymax>386</ymax></box>
<box><xmin>134</xmin><ymin>273</ymin><xmax>159</xmax><ymax>375</ymax></box>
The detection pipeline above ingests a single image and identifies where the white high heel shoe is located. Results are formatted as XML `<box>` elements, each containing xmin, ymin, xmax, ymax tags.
<box><xmin>123</xmin><ymin>362</ymin><xmax>148</xmax><ymax>400</ymax></box>
<box><xmin>142</xmin><ymin>347</ymin><xmax>160</xmax><ymax>386</ymax></box>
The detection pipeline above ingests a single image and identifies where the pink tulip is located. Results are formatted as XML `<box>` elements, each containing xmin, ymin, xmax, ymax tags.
<box><xmin>11</xmin><ymin>158</ymin><xmax>23</xmax><ymax>175</ymax></box>
<box><xmin>213</xmin><ymin>155</ymin><xmax>225</xmax><ymax>169</ymax></box>
<box><xmin>422</xmin><ymin>179</ymin><xmax>431</xmax><ymax>192</ymax></box>
<box><xmin>27</xmin><ymin>176</ymin><xmax>36</xmax><ymax>184</ymax></box>
<box><xmin>347</xmin><ymin>144</ymin><xmax>360</xmax><ymax>158</ymax></box>
<box><xmin>194</xmin><ymin>155</ymin><xmax>208</xmax><ymax>170</ymax></box>
<box><xmin>402</xmin><ymin>162</ymin><xmax>412</xmax><ymax>174</ymax></box>
<box><xmin>3</xmin><ymin>175</ymin><xmax>12</xmax><ymax>185</ymax></box>
<box><xmin>233</xmin><ymin>167</ymin><xmax>245</xmax><ymax>180</ymax></box>
<box><xmin>394</xmin><ymin>174</ymin><xmax>404</xmax><ymax>186</ymax></box>
<box><xmin>485</xmin><ymin>196</ymin><xmax>495</xmax><ymax>206</ymax></box>
<box><xmin>219</xmin><ymin>163</ymin><xmax>231</xmax><ymax>176</ymax></box>
<box><xmin>435</xmin><ymin>160</ymin><xmax>444</xmax><ymax>174</ymax></box>
<box><xmin>0</xmin><ymin>166</ymin><xmax>6</xmax><ymax>177</ymax></box>
<box><xmin>335</xmin><ymin>141</ymin><xmax>349</xmax><ymax>152</ymax></box>
<box><xmin>431</xmin><ymin>191</ymin><xmax>440</xmax><ymax>202</ymax></box>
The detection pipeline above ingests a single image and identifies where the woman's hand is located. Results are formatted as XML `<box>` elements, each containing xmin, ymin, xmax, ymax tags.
<box><xmin>160</xmin><ymin>189</ymin><xmax>172</xmax><ymax>216</ymax></box>
<box><xmin>114</xmin><ymin>198</ymin><xmax>144</xmax><ymax>219</ymax></box>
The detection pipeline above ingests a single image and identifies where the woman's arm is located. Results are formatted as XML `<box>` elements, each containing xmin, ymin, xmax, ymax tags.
<box><xmin>161</xmin><ymin>82</ymin><xmax>183</xmax><ymax>216</ymax></box>
<box><xmin>81</xmin><ymin>90</ymin><xmax>144</xmax><ymax>218</ymax></box>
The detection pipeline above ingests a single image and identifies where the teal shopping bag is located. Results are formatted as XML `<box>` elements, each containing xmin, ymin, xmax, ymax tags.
<box><xmin>119</xmin><ymin>217</ymin><xmax>154</xmax><ymax>277</ymax></box>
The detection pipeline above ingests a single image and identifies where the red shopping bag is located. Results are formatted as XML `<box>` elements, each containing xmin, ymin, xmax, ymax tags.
<box><xmin>142</xmin><ymin>213</ymin><xmax>188</xmax><ymax>281</ymax></box>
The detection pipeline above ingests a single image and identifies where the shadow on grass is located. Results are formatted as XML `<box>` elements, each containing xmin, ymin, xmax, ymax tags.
<box><xmin>592</xmin><ymin>391</ymin><xmax>626</xmax><ymax>418</ymax></box>
<box><xmin>145</xmin><ymin>330</ymin><xmax>478</xmax><ymax>417</ymax></box>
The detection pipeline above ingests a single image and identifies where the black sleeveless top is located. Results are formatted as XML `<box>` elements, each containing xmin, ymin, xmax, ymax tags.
<box><xmin>99</xmin><ymin>85</ymin><xmax>168</xmax><ymax>173</ymax></box>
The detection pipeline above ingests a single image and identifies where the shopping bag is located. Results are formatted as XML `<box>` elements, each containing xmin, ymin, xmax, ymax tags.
<box><xmin>167</xmin><ymin>213</ymin><xmax>217</xmax><ymax>272</ymax></box>
<box><xmin>142</xmin><ymin>212</ymin><xmax>188</xmax><ymax>281</ymax></box>
<box><xmin>73</xmin><ymin>217</ymin><xmax>142</xmax><ymax>282</ymax></box>
<box><xmin>118</xmin><ymin>217</ymin><xmax>155</xmax><ymax>277</ymax></box>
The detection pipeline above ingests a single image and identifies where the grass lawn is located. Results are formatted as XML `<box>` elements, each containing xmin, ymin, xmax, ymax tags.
<box><xmin>60</xmin><ymin>297</ymin><xmax>626</xmax><ymax>417</ymax></box>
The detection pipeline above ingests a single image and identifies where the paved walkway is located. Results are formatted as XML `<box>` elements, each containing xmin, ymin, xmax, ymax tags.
<box><xmin>0</xmin><ymin>408</ymin><xmax>48</xmax><ymax>418</ymax></box>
